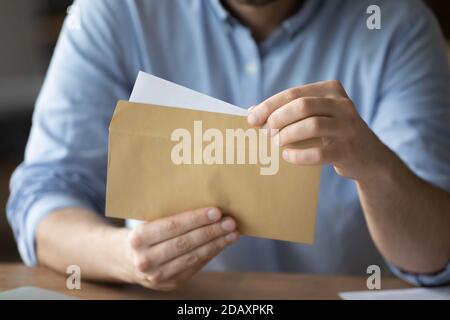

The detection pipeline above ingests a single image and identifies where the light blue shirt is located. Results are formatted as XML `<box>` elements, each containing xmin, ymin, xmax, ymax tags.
<box><xmin>7</xmin><ymin>0</ymin><xmax>450</xmax><ymax>286</ymax></box>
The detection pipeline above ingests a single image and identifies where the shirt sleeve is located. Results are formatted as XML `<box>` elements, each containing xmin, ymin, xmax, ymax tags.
<box><xmin>371</xmin><ymin>2</ymin><xmax>450</xmax><ymax>286</ymax></box>
<box><xmin>6</xmin><ymin>0</ymin><xmax>133</xmax><ymax>265</ymax></box>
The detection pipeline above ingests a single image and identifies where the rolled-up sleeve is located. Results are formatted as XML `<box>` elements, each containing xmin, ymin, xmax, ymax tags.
<box><xmin>371</xmin><ymin>3</ymin><xmax>450</xmax><ymax>286</ymax></box>
<box><xmin>388</xmin><ymin>262</ymin><xmax>450</xmax><ymax>287</ymax></box>
<box><xmin>6</xmin><ymin>0</ymin><xmax>133</xmax><ymax>265</ymax></box>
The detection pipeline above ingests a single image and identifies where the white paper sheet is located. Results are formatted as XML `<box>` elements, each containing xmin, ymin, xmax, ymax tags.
<box><xmin>126</xmin><ymin>71</ymin><xmax>249</xmax><ymax>230</ymax></box>
<box><xmin>129</xmin><ymin>71</ymin><xmax>249</xmax><ymax>116</ymax></box>
<box><xmin>0</xmin><ymin>286</ymin><xmax>78</xmax><ymax>300</ymax></box>
<box><xmin>339</xmin><ymin>286</ymin><xmax>450</xmax><ymax>300</ymax></box>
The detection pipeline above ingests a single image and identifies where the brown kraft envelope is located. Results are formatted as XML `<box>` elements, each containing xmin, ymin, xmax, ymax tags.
<box><xmin>106</xmin><ymin>101</ymin><xmax>322</xmax><ymax>243</ymax></box>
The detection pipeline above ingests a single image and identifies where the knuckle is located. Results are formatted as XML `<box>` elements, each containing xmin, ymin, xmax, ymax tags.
<box><xmin>340</xmin><ymin>97</ymin><xmax>352</xmax><ymax>106</ymax></box>
<box><xmin>134</xmin><ymin>254</ymin><xmax>150</xmax><ymax>272</ymax></box>
<box><xmin>266</xmin><ymin>115</ymin><xmax>278</xmax><ymax>129</ymax></box>
<box><xmin>328</xmin><ymin>79</ymin><xmax>342</xmax><ymax>89</ymax></box>
<box><xmin>309</xmin><ymin>117</ymin><xmax>322</xmax><ymax>132</ymax></box>
<box><xmin>344</xmin><ymin>99</ymin><xmax>357</xmax><ymax>115</ymax></box>
<box><xmin>147</xmin><ymin>270</ymin><xmax>162</xmax><ymax>285</ymax></box>
<box><xmin>285</xmin><ymin>88</ymin><xmax>300</xmax><ymax>102</ymax></box>
<box><xmin>174</xmin><ymin>236</ymin><xmax>191</xmax><ymax>251</ymax></box>
<box><xmin>296</xmin><ymin>98</ymin><xmax>307</xmax><ymax>114</ymax></box>
<box><xmin>329</xmin><ymin>80</ymin><xmax>347</xmax><ymax>97</ymax></box>
<box><xmin>185</xmin><ymin>253</ymin><xmax>200</xmax><ymax>267</ymax></box>
<box><xmin>282</xmin><ymin>127</ymin><xmax>295</xmax><ymax>143</ymax></box>
<box><xmin>165</xmin><ymin>219</ymin><xmax>179</xmax><ymax>234</ymax></box>
<box><xmin>128</xmin><ymin>231</ymin><xmax>142</xmax><ymax>249</ymax></box>
<box><xmin>130</xmin><ymin>225</ymin><xmax>148</xmax><ymax>248</ymax></box>
<box><xmin>259</xmin><ymin>102</ymin><xmax>271</xmax><ymax>117</ymax></box>
<box><xmin>205</xmin><ymin>224</ymin><xmax>219</xmax><ymax>239</ymax></box>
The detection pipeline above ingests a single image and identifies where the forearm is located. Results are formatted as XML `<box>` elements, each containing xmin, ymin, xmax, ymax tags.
<box><xmin>36</xmin><ymin>208</ymin><xmax>131</xmax><ymax>283</ymax></box>
<box><xmin>357</xmin><ymin>150</ymin><xmax>450</xmax><ymax>274</ymax></box>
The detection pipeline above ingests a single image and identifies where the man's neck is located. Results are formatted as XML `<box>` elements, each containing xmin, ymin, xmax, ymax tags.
<box><xmin>223</xmin><ymin>0</ymin><xmax>304</xmax><ymax>42</ymax></box>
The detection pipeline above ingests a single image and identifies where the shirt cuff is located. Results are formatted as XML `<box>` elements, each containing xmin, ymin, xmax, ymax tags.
<box><xmin>388</xmin><ymin>261</ymin><xmax>450</xmax><ymax>287</ymax></box>
<box><xmin>19</xmin><ymin>193</ymin><xmax>95</xmax><ymax>266</ymax></box>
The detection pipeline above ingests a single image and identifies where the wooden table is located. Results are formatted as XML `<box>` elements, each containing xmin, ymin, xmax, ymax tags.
<box><xmin>0</xmin><ymin>263</ymin><xmax>412</xmax><ymax>300</ymax></box>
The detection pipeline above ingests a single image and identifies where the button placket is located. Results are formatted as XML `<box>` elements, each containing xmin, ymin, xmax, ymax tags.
<box><xmin>234</xmin><ymin>27</ymin><xmax>263</xmax><ymax>108</ymax></box>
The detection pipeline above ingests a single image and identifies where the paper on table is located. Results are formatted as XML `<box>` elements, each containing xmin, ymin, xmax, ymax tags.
<box><xmin>130</xmin><ymin>71</ymin><xmax>249</xmax><ymax>116</ymax></box>
<box><xmin>339</xmin><ymin>286</ymin><xmax>450</xmax><ymax>300</ymax></box>
<box><xmin>0</xmin><ymin>287</ymin><xmax>78</xmax><ymax>300</ymax></box>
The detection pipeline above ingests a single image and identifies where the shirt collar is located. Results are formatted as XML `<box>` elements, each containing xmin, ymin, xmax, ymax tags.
<box><xmin>208</xmin><ymin>0</ymin><xmax>323</xmax><ymax>37</ymax></box>
<box><xmin>281</xmin><ymin>0</ymin><xmax>323</xmax><ymax>37</ymax></box>
<box><xmin>209</xmin><ymin>0</ymin><xmax>230</xmax><ymax>22</ymax></box>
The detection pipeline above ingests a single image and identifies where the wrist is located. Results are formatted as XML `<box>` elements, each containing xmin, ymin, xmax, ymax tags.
<box><xmin>357</xmin><ymin>145</ymin><xmax>402</xmax><ymax>188</ymax></box>
<box><xmin>102</xmin><ymin>226</ymin><xmax>135</xmax><ymax>284</ymax></box>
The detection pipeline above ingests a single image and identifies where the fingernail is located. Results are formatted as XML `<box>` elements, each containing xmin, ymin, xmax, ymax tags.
<box><xmin>282</xmin><ymin>150</ymin><xmax>289</xmax><ymax>161</ymax></box>
<box><xmin>221</xmin><ymin>218</ymin><xmax>236</xmax><ymax>232</ymax></box>
<box><xmin>207</xmin><ymin>208</ymin><xmax>221</xmax><ymax>221</ymax></box>
<box><xmin>225</xmin><ymin>232</ymin><xmax>238</xmax><ymax>242</ymax></box>
<box><xmin>247</xmin><ymin>112</ymin><xmax>259</xmax><ymax>126</ymax></box>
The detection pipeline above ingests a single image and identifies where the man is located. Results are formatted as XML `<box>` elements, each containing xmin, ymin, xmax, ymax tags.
<box><xmin>7</xmin><ymin>0</ymin><xmax>450</xmax><ymax>291</ymax></box>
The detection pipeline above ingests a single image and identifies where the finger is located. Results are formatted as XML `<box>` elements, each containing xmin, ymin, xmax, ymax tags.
<box><xmin>143</xmin><ymin>217</ymin><xmax>236</xmax><ymax>267</ymax></box>
<box><xmin>274</xmin><ymin>117</ymin><xmax>338</xmax><ymax>147</ymax></box>
<box><xmin>266</xmin><ymin>97</ymin><xmax>338</xmax><ymax>131</ymax></box>
<box><xmin>248</xmin><ymin>80</ymin><xmax>346</xmax><ymax>126</ymax></box>
<box><xmin>153</xmin><ymin>231</ymin><xmax>240</xmax><ymax>283</ymax></box>
<box><xmin>129</xmin><ymin>207</ymin><xmax>222</xmax><ymax>248</ymax></box>
<box><xmin>282</xmin><ymin>147</ymin><xmax>333</xmax><ymax>165</ymax></box>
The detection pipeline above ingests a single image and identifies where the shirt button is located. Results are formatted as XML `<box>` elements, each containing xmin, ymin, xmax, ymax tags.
<box><xmin>245</xmin><ymin>62</ymin><xmax>258</xmax><ymax>75</ymax></box>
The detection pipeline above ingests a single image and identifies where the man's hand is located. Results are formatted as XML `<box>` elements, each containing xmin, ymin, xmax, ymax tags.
<box><xmin>247</xmin><ymin>80</ymin><xmax>450</xmax><ymax>275</ymax></box>
<box><xmin>121</xmin><ymin>207</ymin><xmax>238</xmax><ymax>291</ymax></box>
<box><xmin>248</xmin><ymin>80</ymin><xmax>394</xmax><ymax>183</ymax></box>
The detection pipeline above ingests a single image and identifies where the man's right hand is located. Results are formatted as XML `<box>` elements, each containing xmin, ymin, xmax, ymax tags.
<box><xmin>119</xmin><ymin>207</ymin><xmax>239</xmax><ymax>291</ymax></box>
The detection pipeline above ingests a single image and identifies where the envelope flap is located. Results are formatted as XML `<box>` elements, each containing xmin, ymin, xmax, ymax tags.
<box><xmin>110</xmin><ymin>101</ymin><xmax>321</xmax><ymax>149</ymax></box>
<box><xmin>110</xmin><ymin>100</ymin><xmax>248</xmax><ymax>137</ymax></box>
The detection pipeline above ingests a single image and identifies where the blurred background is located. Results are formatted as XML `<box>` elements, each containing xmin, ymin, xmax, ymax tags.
<box><xmin>0</xmin><ymin>0</ymin><xmax>449</xmax><ymax>263</ymax></box>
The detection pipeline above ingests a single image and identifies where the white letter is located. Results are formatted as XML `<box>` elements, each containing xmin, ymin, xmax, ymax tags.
<box><xmin>203</xmin><ymin>128</ymin><xmax>224</xmax><ymax>164</ymax></box>
<box><xmin>193</xmin><ymin>121</ymin><xmax>203</xmax><ymax>164</ymax></box>
<box><xmin>366</xmin><ymin>5</ymin><xmax>381</xmax><ymax>30</ymax></box>
<box><xmin>66</xmin><ymin>265</ymin><xmax>81</xmax><ymax>290</ymax></box>
<box><xmin>366</xmin><ymin>265</ymin><xmax>381</xmax><ymax>290</ymax></box>
<box><xmin>225</xmin><ymin>128</ymin><xmax>258</xmax><ymax>164</ymax></box>
<box><xmin>171</xmin><ymin>128</ymin><xmax>191</xmax><ymax>164</ymax></box>
<box><xmin>259</xmin><ymin>130</ymin><xmax>279</xmax><ymax>175</ymax></box>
